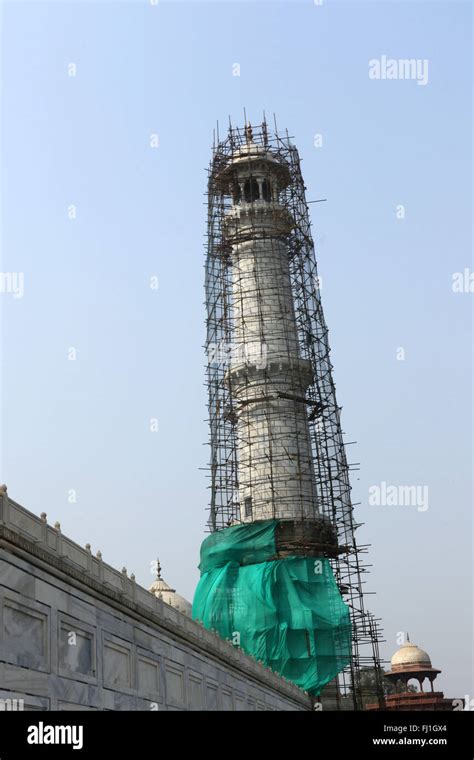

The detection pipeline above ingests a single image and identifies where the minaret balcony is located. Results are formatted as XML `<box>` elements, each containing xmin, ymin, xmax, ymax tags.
<box><xmin>226</xmin><ymin>354</ymin><xmax>313</xmax><ymax>393</ymax></box>
<box><xmin>224</xmin><ymin>201</ymin><xmax>293</xmax><ymax>241</ymax></box>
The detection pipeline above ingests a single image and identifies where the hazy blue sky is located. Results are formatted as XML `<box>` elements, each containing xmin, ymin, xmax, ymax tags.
<box><xmin>1</xmin><ymin>0</ymin><xmax>471</xmax><ymax>697</ymax></box>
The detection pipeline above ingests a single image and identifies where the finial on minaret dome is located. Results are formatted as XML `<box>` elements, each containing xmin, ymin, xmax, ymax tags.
<box><xmin>245</xmin><ymin>122</ymin><xmax>253</xmax><ymax>143</ymax></box>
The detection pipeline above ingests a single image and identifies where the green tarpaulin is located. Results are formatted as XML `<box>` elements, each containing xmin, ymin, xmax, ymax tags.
<box><xmin>192</xmin><ymin>519</ymin><xmax>352</xmax><ymax>695</ymax></box>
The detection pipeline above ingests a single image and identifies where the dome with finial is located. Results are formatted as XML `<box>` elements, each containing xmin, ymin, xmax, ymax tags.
<box><xmin>391</xmin><ymin>636</ymin><xmax>432</xmax><ymax>671</ymax></box>
<box><xmin>384</xmin><ymin>634</ymin><xmax>442</xmax><ymax>701</ymax></box>
<box><xmin>148</xmin><ymin>559</ymin><xmax>192</xmax><ymax>617</ymax></box>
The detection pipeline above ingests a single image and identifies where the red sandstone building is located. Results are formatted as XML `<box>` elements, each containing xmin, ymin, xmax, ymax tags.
<box><xmin>368</xmin><ymin>638</ymin><xmax>459</xmax><ymax>711</ymax></box>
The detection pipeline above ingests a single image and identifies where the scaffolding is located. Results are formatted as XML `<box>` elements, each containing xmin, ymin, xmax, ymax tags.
<box><xmin>203</xmin><ymin>118</ymin><xmax>385</xmax><ymax>709</ymax></box>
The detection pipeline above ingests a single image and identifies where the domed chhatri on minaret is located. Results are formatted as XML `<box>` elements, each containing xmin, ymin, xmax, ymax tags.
<box><xmin>148</xmin><ymin>559</ymin><xmax>192</xmax><ymax>618</ymax></box>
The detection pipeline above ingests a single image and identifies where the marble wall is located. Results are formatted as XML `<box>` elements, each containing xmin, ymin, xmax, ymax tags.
<box><xmin>0</xmin><ymin>494</ymin><xmax>310</xmax><ymax>712</ymax></box>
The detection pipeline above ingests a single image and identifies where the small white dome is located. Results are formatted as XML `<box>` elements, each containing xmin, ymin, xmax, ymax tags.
<box><xmin>391</xmin><ymin>641</ymin><xmax>432</xmax><ymax>668</ymax></box>
<box><xmin>148</xmin><ymin>560</ymin><xmax>192</xmax><ymax>617</ymax></box>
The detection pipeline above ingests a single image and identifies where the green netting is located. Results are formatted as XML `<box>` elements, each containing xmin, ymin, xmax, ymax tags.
<box><xmin>192</xmin><ymin>520</ymin><xmax>352</xmax><ymax>695</ymax></box>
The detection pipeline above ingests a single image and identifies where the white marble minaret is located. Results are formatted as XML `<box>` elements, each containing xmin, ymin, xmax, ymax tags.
<box><xmin>217</xmin><ymin>125</ymin><xmax>321</xmax><ymax>524</ymax></box>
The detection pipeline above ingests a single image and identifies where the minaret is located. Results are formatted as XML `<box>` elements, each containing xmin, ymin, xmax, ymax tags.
<box><xmin>217</xmin><ymin>124</ymin><xmax>319</xmax><ymax>524</ymax></box>
<box><xmin>194</xmin><ymin>118</ymin><xmax>384</xmax><ymax>707</ymax></box>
